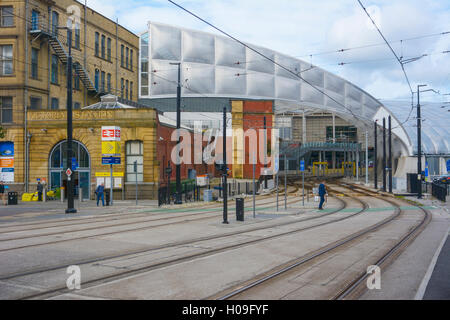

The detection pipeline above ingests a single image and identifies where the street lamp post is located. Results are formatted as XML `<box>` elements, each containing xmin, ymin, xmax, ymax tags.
<box><xmin>417</xmin><ymin>84</ymin><xmax>427</xmax><ymax>199</ymax></box>
<box><xmin>62</xmin><ymin>24</ymin><xmax>76</xmax><ymax>214</ymax></box>
<box><xmin>170</xmin><ymin>62</ymin><xmax>182</xmax><ymax>204</ymax></box>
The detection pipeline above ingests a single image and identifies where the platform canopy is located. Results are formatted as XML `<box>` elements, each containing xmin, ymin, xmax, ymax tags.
<box><xmin>139</xmin><ymin>22</ymin><xmax>449</xmax><ymax>156</ymax></box>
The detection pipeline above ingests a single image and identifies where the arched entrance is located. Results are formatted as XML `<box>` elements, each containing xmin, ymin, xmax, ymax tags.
<box><xmin>49</xmin><ymin>140</ymin><xmax>91</xmax><ymax>200</ymax></box>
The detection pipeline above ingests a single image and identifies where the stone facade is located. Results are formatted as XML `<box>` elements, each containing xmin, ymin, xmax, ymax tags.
<box><xmin>0</xmin><ymin>0</ymin><xmax>139</xmax><ymax>193</ymax></box>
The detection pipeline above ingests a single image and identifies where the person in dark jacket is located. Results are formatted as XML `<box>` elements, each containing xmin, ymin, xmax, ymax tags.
<box><xmin>0</xmin><ymin>181</ymin><xmax>6</xmax><ymax>205</ymax></box>
<box><xmin>37</xmin><ymin>181</ymin><xmax>43</xmax><ymax>201</ymax></box>
<box><xmin>318</xmin><ymin>181</ymin><xmax>327</xmax><ymax>210</ymax></box>
<box><xmin>96</xmin><ymin>183</ymin><xmax>105</xmax><ymax>206</ymax></box>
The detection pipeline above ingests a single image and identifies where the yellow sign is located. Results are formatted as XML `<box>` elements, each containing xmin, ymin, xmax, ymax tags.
<box><xmin>95</xmin><ymin>172</ymin><xmax>124</xmax><ymax>177</ymax></box>
<box><xmin>102</xmin><ymin>141</ymin><xmax>121</xmax><ymax>156</ymax></box>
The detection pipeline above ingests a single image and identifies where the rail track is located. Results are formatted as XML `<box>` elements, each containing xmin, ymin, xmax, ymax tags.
<box><xmin>1</xmin><ymin>184</ymin><xmax>366</xmax><ymax>299</ymax></box>
<box><xmin>0</xmin><ymin>184</ymin><xmax>298</xmax><ymax>233</ymax></box>
<box><xmin>210</xmin><ymin>182</ymin><xmax>430</xmax><ymax>300</ymax></box>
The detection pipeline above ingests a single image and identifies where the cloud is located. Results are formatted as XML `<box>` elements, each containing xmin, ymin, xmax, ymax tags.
<box><xmin>91</xmin><ymin>0</ymin><xmax>450</xmax><ymax>101</ymax></box>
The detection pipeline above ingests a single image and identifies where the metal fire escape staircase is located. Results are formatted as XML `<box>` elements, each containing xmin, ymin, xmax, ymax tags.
<box><xmin>29</xmin><ymin>27</ymin><xmax>98</xmax><ymax>95</ymax></box>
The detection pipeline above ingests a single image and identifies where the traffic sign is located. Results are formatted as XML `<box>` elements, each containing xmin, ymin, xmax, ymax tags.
<box><xmin>300</xmin><ymin>160</ymin><xmax>305</xmax><ymax>172</ymax></box>
<box><xmin>274</xmin><ymin>157</ymin><xmax>279</xmax><ymax>172</ymax></box>
<box><xmin>102</xmin><ymin>157</ymin><xmax>121</xmax><ymax>165</ymax></box>
<box><xmin>165</xmin><ymin>167</ymin><xmax>172</xmax><ymax>175</ymax></box>
<box><xmin>66</xmin><ymin>168</ymin><xmax>73</xmax><ymax>177</ymax></box>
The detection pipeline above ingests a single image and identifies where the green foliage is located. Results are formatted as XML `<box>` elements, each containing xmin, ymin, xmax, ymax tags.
<box><xmin>0</xmin><ymin>126</ymin><xmax>5</xmax><ymax>139</ymax></box>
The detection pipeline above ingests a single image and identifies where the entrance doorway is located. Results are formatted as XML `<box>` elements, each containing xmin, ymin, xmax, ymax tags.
<box><xmin>49</xmin><ymin>140</ymin><xmax>91</xmax><ymax>200</ymax></box>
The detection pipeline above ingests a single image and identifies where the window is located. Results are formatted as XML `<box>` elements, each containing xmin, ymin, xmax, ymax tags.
<box><xmin>101</xmin><ymin>35</ymin><xmax>105</xmax><ymax>59</ymax></box>
<box><xmin>126</xmin><ymin>141</ymin><xmax>143</xmax><ymax>183</ymax></box>
<box><xmin>31</xmin><ymin>10</ymin><xmax>39</xmax><ymax>30</ymax></box>
<box><xmin>101</xmin><ymin>71</ymin><xmax>105</xmax><ymax>92</ymax></box>
<box><xmin>51</xmin><ymin>97</ymin><xmax>59</xmax><ymax>110</ymax></box>
<box><xmin>0</xmin><ymin>97</ymin><xmax>13</xmax><ymax>123</ymax></box>
<box><xmin>31</xmin><ymin>48</ymin><xmax>38</xmax><ymax>79</ymax></box>
<box><xmin>74</xmin><ymin>25</ymin><xmax>80</xmax><ymax>49</ymax></box>
<box><xmin>120</xmin><ymin>78</ymin><xmax>124</xmax><ymax>98</ymax></box>
<box><xmin>0</xmin><ymin>6</ymin><xmax>14</xmax><ymax>27</ymax></box>
<box><xmin>74</xmin><ymin>102</ymin><xmax>81</xmax><ymax>110</ymax></box>
<box><xmin>51</xmin><ymin>11</ymin><xmax>58</xmax><ymax>36</ymax></box>
<box><xmin>130</xmin><ymin>49</ymin><xmax>133</xmax><ymax>71</ymax></box>
<box><xmin>125</xmin><ymin>80</ymin><xmax>129</xmax><ymax>100</ymax></box>
<box><xmin>95</xmin><ymin>32</ymin><xmax>99</xmax><ymax>56</ymax></box>
<box><xmin>107</xmin><ymin>73</ymin><xmax>111</xmax><ymax>93</ymax></box>
<box><xmin>29</xmin><ymin>96</ymin><xmax>42</xmax><ymax>110</ymax></box>
<box><xmin>126</xmin><ymin>47</ymin><xmax>129</xmax><ymax>69</ymax></box>
<box><xmin>74</xmin><ymin>70</ymin><xmax>80</xmax><ymax>90</ymax></box>
<box><xmin>51</xmin><ymin>54</ymin><xmax>58</xmax><ymax>84</ymax></box>
<box><xmin>130</xmin><ymin>82</ymin><xmax>133</xmax><ymax>101</ymax></box>
<box><xmin>326</xmin><ymin>126</ymin><xmax>357</xmax><ymax>143</ymax></box>
<box><xmin>0</xmin><ymin>45</ymin><xmax>13</xmax><ymax>76</ymax></box>
<box><xmin>121</xmin><ymin>45</ymin><xmax>124</xmax><ymax>67</ymax></box>
<box><xmin>94</xmin><ymin>69</ymin><xmax>99</xmax><ymax>91</ymax></box>
<box><xmin>107</xmin><ymin>38</ymin><xmax>111</xmax><ymax>61</ymax></box>
<box><xmin>275</xmin><ymin>117</ymin><xmax>292</xmax><ymax>140</ymax></box>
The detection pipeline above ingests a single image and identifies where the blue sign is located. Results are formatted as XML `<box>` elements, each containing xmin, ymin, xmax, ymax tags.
<box><xmin>447</xmin><ymin>160</ymin><xmax>450</xmax><ymax>173</ymax></box>
<box><xmin>71</xmin><ymin>157</ymin><xmax>79</xmax><ymax>171</ymax></box>
<box><xmin>102</xmin><ymin>157</ymin><xmax>121</xmax><ymax>165</ymax></box>
<box><xmin>300</xmin><ymin>160</ymin><xmax>305</xmax><ymax>172</ymax></box>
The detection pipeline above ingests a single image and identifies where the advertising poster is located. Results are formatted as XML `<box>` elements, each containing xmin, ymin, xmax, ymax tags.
<box><xmin>0</xmin><ymin>142</ymin><xmax>14</xmax><ymax>182</ymax></box>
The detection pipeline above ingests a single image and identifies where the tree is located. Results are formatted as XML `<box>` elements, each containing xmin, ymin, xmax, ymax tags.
<box><xmin>0</xmin><ymin>126</ymin><xmax>5</xmax><ymax>139</ymax></box>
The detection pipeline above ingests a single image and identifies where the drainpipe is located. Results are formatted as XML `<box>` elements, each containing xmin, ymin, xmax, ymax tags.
<box><xmin>84</xmin><ymin>0</ymin><xmax>87</xmax><ymax>107</ymax></box>
<box><xmin>47</xmin><ymin>6</ymin><xmax>51</xmax><ymax>109</ymax></box>
<box><xmin>24</xmin><ymin>0</ymin><xmax>29</xmax><ymax>192</ymax></box>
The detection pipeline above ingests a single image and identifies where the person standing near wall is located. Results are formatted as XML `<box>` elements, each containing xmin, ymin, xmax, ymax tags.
<box><xmin>37</xmin><ymin>181</ymin><xmax>43</xmax><ymax>201</ymax></box>
<box><xmin>0</xmin><ymin>181</ymin><xmax>6</xmax><ymax>205</ymax></box>
<box><xmin>96</xmin><ymin>183</ymin><xmax>105</xmax><ymax>207</ymax></box>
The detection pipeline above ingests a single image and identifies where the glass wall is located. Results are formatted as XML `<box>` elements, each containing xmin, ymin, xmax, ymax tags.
<box><xmin>140</xmin><ymin>32</ymin><xmax>149</xmax><ymax>96</ymax></box>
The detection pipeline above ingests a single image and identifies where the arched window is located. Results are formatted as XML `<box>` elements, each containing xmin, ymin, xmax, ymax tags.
<box><xmin>49</xmin><ymin>140</ymin><xmax>90</xmax><ymax>170</ymax></box>
<box><xmin>126</xmin><ymin>141</ymin><xmax>143</xmax><ymax>182</ymax></box>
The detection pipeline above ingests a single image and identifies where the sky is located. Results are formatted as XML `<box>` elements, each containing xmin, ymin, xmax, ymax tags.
<box><xmin>81</xmin><ymin>0</ymin><xmax>450</xmax><ymax>103</ymax></box>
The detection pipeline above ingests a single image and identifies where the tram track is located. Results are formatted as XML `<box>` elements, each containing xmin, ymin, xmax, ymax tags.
<box><xmin>0</xmin><ymin>185</ymin><xmax>298</xmax><ymax>233</ymax></box>
<box><xmin>0</xmin><ymin>194</ymin><xmax>302</xmax><ymax>243</ymax></box>
<box><xmin>2</xmin><ymin>187</ymin><xmax>375</xmax><ymax>299</ymax></box>
<box><xmin>210</xmin><ymin>182</ymin><xmax>430</xmax><ymax>300</ymax></box>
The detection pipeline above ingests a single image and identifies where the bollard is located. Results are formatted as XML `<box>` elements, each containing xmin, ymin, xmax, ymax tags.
<box><xmin>43</xmin><ymin>187</ymin><xmax>47</xmax><ymax>202</ymax></box>
<box><xmin>61</xmin><ymin>188</ymin><xmax>64</xmax><ymax>202</ymax></box>
<box><xmin>79</xmin><ymin>188</ymin><xmax>83</xmax><ymax>202</ymax></box>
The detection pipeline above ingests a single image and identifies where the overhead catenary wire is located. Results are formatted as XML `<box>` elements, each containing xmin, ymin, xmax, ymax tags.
<box><xmin>167</xmin><ymin>0</ymin><xmax>367</xmax><ymax>123</ymax></box>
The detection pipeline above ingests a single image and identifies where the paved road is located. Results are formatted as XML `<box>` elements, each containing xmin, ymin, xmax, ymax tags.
<box><xmin>423</xmin><ymin>235</ymin><xmax>450</xmax><ymax>299</ymax></box>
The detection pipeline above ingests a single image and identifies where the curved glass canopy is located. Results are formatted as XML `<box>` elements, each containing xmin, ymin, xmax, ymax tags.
<box><xmin>139</xmin><ymin>22</ymin><xmax>449</xmax><ymax>156</ymax></box>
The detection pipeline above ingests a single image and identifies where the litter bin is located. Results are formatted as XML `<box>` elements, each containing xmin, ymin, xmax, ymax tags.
<box><xmin>105</xmin><ymin>190</ymin><xmax>110</xmax><ymax>206</ymax></box>
<box><xmin>236</xmin><ymin>197</ymin><xmax>244</xmax><ymax>221</ymax></box>
<box><xmin>8</xmin><ymin>192</ymin><xmax>18</xmax><ymax>205</ymax></box>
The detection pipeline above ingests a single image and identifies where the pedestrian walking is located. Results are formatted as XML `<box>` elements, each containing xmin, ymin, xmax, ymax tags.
<box><xmin>318</xmin><ymin>180</ymin><xmax>327</xmax><ymax>210</ymax></box>
<box><xmin>37</xmin><ymin>181</ymin><xmax>43</xmax><ymax>201</ymax></box>
<box><xmin>96</xmin><ymin>183</ymin><xmax>105</xmax><ymax>207</ymax></box>
<box><xmin>0</xmin><ymin>181</ymin><xmax>7</xmax><ymax>206</ymax></box>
